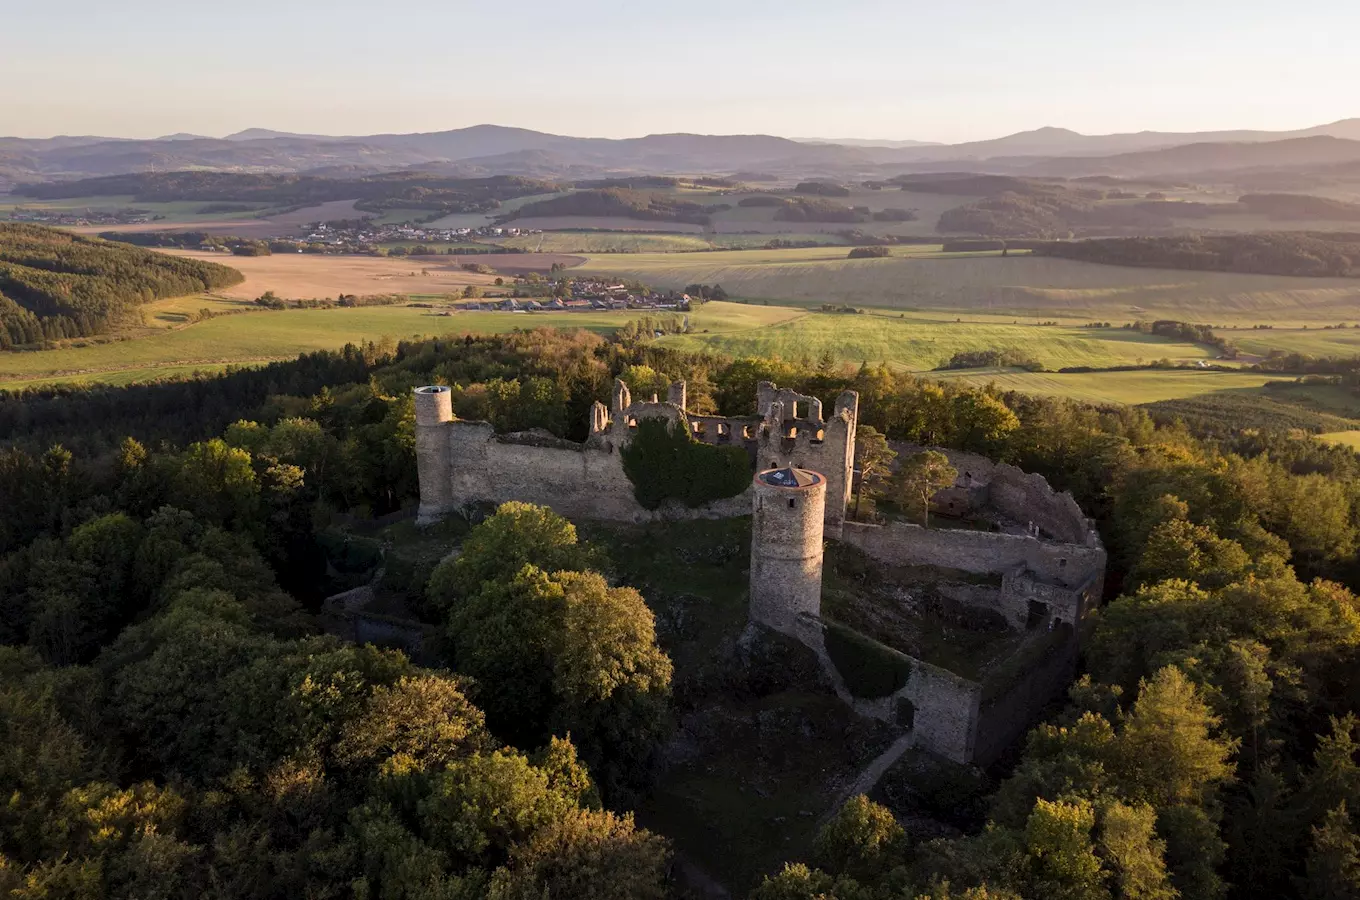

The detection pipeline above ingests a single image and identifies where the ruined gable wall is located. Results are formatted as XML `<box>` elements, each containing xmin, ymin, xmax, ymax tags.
<box><xmin>897</xmin><ymin>661</ymin><xmax>982</xmax><ymax>763</ymax></box>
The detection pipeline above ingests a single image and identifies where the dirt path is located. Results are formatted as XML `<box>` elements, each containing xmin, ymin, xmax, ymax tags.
<box><xmin>819</xmin><ymin>732</ymin><xmax>914</xmax><ymax>827</ymax></box>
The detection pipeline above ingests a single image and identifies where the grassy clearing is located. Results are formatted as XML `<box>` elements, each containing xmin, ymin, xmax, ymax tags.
<box><xmin>1319</xmin><ymin>431</ymin><xmax>1360</xmax><ymax>449</ymax></box>
<box><xmin>659</xmin><ymin>309</ymin><xmax>1214</xmax><ymax>370</ymax></box>
<box><xmin>579</xmin><ymin>250</ymin><xmax>1360</xmax><ymax>324</ymax></box>
<box><xmin>0</xmin><ymin>301</ymin><xmax>793</xmax><ymax>387</ymax></box>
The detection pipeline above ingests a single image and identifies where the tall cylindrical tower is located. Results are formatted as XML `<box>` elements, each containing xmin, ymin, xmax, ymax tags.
<box><xmin>413</xmin><ymin>385</ymin><xmax>454</xmax><ymax>523</ymax></box>
<box><xmin>750</xmin><ymin>467</ymin><xmax>826</xmax><ymax>633</ymax></box>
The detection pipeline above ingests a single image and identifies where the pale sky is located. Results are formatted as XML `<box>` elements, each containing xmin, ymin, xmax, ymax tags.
<box><xmin>2</xmin><ymin>0</ymin><xmax>1356</xmax><ymax>143</ymax></box>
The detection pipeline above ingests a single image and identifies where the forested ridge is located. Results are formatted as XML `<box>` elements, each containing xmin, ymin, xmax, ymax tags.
<box><xmin>0</xmin><ymin>224</ymin><xmax>243</xmax><ymax>347</ymax></box>
<box><xmin>5</xmin><ymin>328</ymin><xmax>1360</xmax><ymax>897</ymax></box>
<box><xmin>1038</xmin><ymin>233</ymin><xmax>1360</xmax><ymax>277</ymax></box>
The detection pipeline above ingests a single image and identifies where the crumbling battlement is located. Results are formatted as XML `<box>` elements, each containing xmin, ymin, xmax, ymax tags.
<box><xmin>416</xmin><ymin>379</ymin><xmax>859</xmax><ymax>531</ymax></box>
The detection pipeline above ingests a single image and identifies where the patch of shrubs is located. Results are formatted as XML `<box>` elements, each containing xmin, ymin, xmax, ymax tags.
<box><xmin>620</xmin><ymin>417</ymin><xmax>751</xmax><ymax>508</ymax></box>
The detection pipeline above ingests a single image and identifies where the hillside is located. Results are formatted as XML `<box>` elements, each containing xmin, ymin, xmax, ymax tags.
<box><xmin>0</xmin><ymin>224</ymin><xmax>242</xmax><ymax>347</ymax></box>
<box><xmin>503</xmin><ymin>188</ymin><xmax>727</xmax><ymax>225</ymax></box>
<box><xmin>1036</xmin><ymin>232</ymin><xmax>1360</xmax><ymax>277</ymax></box>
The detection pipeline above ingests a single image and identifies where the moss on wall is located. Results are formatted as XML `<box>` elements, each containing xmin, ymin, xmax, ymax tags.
<box><xmin>621</xmin><ymin>418</ymin><xmax>751</xmax><ymax>509</ymax></box>
<box><xmin>823</xmin><ymin>619</ymin><xmax>914</xmax><ymax>699</ymax></box>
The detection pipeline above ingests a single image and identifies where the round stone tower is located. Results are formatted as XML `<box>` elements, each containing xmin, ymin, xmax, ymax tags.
<box><xmin>749</xmin><ymin>467</ymin><xmax>826</xmax><ymax>633</ymax></box>
<box><xmin>413</xmin><ymin>385</ymin><xmax>454</xmax><ymax>522</ymax></box>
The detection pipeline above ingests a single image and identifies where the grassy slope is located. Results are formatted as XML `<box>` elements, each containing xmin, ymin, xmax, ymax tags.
<box><xmin>0</xmin><ymin>301</ymin><xmax>799</xmax><ymax>386</ymax></box>
<box><xmin>577</xmin><ymin>249</ymin><xmax>1360</xmax><ymax>324</ymax></box>
<box><xmin>928</xmin><ymin>368</ymin><xmax>1295</xmax><ymax>405</ymax></box>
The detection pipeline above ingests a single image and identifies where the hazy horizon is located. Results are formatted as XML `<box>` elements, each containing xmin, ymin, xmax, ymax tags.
<box><xmin>4</xmin><ymin>0</ymin><xmax>1357</xmax><ymax>144</ymax></box>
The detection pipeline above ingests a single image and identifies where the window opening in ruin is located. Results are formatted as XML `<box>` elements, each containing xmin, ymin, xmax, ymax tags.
<box><xmin>627</xmin><ymin>417</ymin><xmax>638</xmax><ymax>429</ymax></box>
<box><xmin>717</xmin><ymin>423</ymin><xmax>729</xmax><ymax>436</ymax></box>
<box><xmin>787</xmin><ymin>426</ymin><xmax>798</xmax><ymax>439</ymax></box>
<box><xmin>1059</xmin><ymin>558</ymin><xmax>1067</xmax><ymax>568</ymax></box>
<box><xmin>813</xmin><ymin>429</ymin><xmax>825</xmax><ymax>443</ymax></box>
<box><xmin>769</xmin><ymin>460</ymin><xmax>778</xmax><ymax>469</ymax></box>
<box><xmin>788</xmin><ymin>498</ymin><xmax>796</xmax><ymax>509</ymax></box>
<box><xmin>1026</xmin><ymin>600</ymin><xmax>1047</xmax><ymax>630</ymax></box>
<box><xmin>791</xmin><ymin>402</ymin><xmax>800</xmax><ymax>419</ymax></box>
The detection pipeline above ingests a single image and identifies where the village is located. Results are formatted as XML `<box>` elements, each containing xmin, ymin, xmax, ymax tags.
<box><xmin>462</xmin><ymin>277</ymin><xmax>694</xmax><ymax>313</ymax></box>
<box><xmin>301</xmin><ymin>220</ymin><xmax>540</xmax><ymax>247</ymax></box>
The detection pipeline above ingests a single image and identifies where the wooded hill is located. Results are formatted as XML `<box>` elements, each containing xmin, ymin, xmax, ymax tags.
<box><xmin>1036</xmin><ymin>232</ymin><xmax>1360</xmax><ymax>277</ymax></box>
<box><xmin>0</xmin><ymin>224</ymin><xmax>242</xmax><ymax>347</ymax></box>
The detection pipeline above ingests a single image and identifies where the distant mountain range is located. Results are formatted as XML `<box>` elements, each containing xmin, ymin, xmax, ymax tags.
<box><xmin>3</xmin><ymin>119</ymin><xmax>1360</xmax><ymax>186</ymax></box>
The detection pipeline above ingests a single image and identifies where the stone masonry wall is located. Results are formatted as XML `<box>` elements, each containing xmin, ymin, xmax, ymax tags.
<box><xmin>892</xmin><ymin>444</ymin><xmax>1098</xmax><ymax>546</ymax></box>
<box><xmin>433</xmin><ymin>421</ymin><xmax>753</xmax><ymax>524</ymax></box>
<box><xmin>840</xmin><ymin>520</ymin><xmax>1105</xmax><ymax>589</ymax></box>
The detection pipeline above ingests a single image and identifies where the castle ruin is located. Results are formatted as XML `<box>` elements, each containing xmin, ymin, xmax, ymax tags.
<box><xmin>414</xmin><ymin>380</ymin><xmax>1105</xmax><ymax>766</ymax></box>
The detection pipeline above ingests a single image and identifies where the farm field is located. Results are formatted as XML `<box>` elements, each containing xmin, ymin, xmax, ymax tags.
<box><xmin>657</xmin><ymin>310</ymin><xmax>1217</xmax><ymax>370</ymax></box>
<box><xmin>578</xmin><ymin>249</ymin><xmax>1360</xmax><ymax>323</ymax></box>
<box><xmin>928</xmin><ymin>367</ymin><xmax>1295</xmax><ymax>405</ymax></box>
<box><xmin>496</xmin><ymin>231</ymin><xmax>850</xmax><ymax>253</ymax></box>
<box><xmin>159</xmin><ymin>249</ymin><xmax>498</xmax><ymax>298</ymax></box>
<box><xmin>0</xmin><ymin>194</ymin><xmax>273</xmax><ymax>222</ymax></box>
<box><xmin>1229</xmin><ymin>326</ymin><xmax>1360</xmax><ymax>358</ymax></box>
<box><xmin>0</xmin><ymin>301</ymin><xmax>797</xmax><ymax>388</ymax></box>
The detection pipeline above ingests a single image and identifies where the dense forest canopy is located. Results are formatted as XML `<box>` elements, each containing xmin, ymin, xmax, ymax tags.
<box><xmin>0</xmin><ymin>224</ymin><xmax>243</xmax><ymax>347</ymax></box>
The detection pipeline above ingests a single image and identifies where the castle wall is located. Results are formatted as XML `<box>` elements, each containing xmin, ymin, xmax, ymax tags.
<box><xmin>892</xmin><ymin>445</ymin><xmax>1099</xmax><ymax>546</ymax></box>
<box><xmin>431</xmin><ymin>420</ymin><xmax>753</xmax><ymax>524</ymax></box>
<box><xmin>972</xmin><ymin>628</ymin><xmax>1079</xmax><ymax>765</ymax></box>
<box><xmin>840</xmin><ymin>521</ymin><xmax>1105</xmax><ymax>589</ymax></box>
<box><xmin>896</xmin><ymin>660</ymin><xmax>982</xmax><ymax>763</ymax></box>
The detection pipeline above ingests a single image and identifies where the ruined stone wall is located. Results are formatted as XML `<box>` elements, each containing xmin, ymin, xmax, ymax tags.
<box><xmin>758</xmin><ymin>389</ymin><xmax>858</xmax><ymax>536</ymax></box>
<box><xmin>892</xmin><ymin>444</ymin><xmax>1098</xmax><ymax>546</ymax></box>
<box><xmin>431</xmin><ymin>420</ymin><xmax>752</xmax><ymax>524</ymax></box>
<box><xmin>972</xmin><ymin>629</ymin><xmax>1079</xmax><ymax>765</ymax></box>
<box><xmin>840</xmin><ymin>521</ymin><xmax>1105</xmax><ymax>589</ymax></box>
<box><xmin>896</xmin><ymin>660</ymin><xmax>982</xmax><ymax>763</ymax></box>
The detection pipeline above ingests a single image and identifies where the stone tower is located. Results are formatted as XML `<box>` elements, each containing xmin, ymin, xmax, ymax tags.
<box><xmin>749</xmin><ymin>467</ymin><xmax>827</xmax><ymax>634</ymax></box>
<box><xmin>413</xmin><ymin>385</ymin><xmax>454</xmax><ymax>523</ymax></box>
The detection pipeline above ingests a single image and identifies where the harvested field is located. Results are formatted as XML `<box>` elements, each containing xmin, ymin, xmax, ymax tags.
<box><xmin>67</xmin><ymin>199</ymin><xmax>367</xmax><ymax>238</ymax></box>
<box><xmin>443</xmin><ymin>252</ymin><xmax>585</xmax><ymax>274</ymax></box>
<box><xmin>580</xmin><ymin>249</ymin><xmax>1360</xmax><ymax>324</ymax></box>
<box><xmin>158</xmin><ymin>249</ymin><xmax>495</xmax><ymax>299</ymax></box>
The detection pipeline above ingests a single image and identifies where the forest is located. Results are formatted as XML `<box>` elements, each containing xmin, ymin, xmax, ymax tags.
<box><xmin>1038</xmin><ymin>233</ymin><xmax>1360</xmax><ymax>277</ymax></box>
<box><xmin>4</xmin><ymin>324</ymin><xmax>1360</xmax><ymax>897</ymax></box>
<box><xmin>0</xmin><ymin>224</ymin><xmax>243</xmax><ymax>347</ymax></box>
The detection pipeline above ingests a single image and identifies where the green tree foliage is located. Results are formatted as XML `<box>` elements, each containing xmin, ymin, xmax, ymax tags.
<box><xmin>853</xmin><ymin>425</ymin><xmax>896</xmax><ymax>519</ymax></box>
<box><xmin>888</xmin><ymin>450</ymin><xmax>958</xmax><ymax>525</ymax></box>
<box><xmin>621</xmin><ymin>417</ymin><xmax>751</xmax><ymax>509</ymax></box>
<box><xmin>813</xmin><ymin>795</ymin><xmax>907</xmax><ymax>883</ymax></box>
<box><xmin>427</xmin><ymin>504</ymin><xmax>671</xmax><ymax>801</ymax></box>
